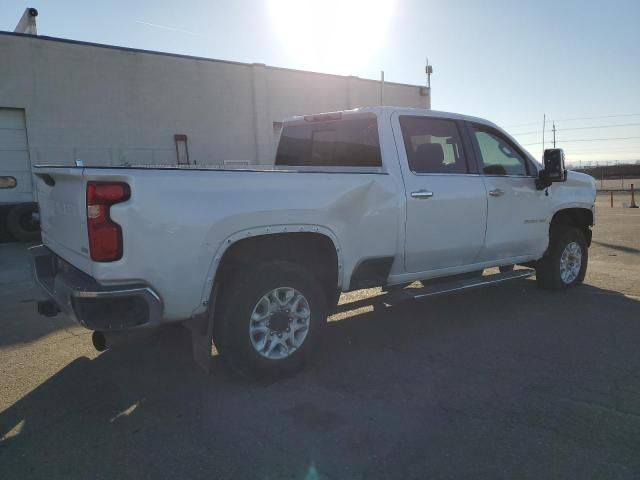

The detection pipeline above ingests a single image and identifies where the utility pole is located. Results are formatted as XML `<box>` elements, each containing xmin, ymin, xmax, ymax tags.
<box><xmin>542</xmin><ymin>114</ymin><xmax>546</xmax><ymax>158</ymax></box>
<box><xmin>552</xmin><ymin>122</ymin><xmax>556</xmax><ymax>148</ymax></box>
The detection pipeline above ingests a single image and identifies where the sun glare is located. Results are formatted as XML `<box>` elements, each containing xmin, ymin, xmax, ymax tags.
<box><xmin>268</xmin><ymin>0</ymin><xmax>395</xmax><ymax>75</ymax></box>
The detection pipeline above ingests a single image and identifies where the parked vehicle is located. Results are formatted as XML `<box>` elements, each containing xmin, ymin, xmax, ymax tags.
<box><xmin>29</xmin><ymin>107</ymin><xmax>596</xmax><ymax>377</ymax></box>
<box><xmin>0</xmin><ymin>108</ymin><xmax>40</xmax><ymax>242</ymax></box>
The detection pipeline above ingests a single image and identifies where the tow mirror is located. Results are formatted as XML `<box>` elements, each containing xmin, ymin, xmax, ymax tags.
<box><xmin>543</xmin><ymin>148</ymin><xmax>566</xmax><ymax>181</ymax></box>
<box><xmin>536</xmin><ymin>148</ymin><xmax>566</xmax><ymax>189</ymax></box>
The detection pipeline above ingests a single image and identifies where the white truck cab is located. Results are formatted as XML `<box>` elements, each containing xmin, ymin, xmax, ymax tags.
<box><xmin>30</xmin><ymin>107</ymin><xmax>596</xmax><ymax>377</ymax></box>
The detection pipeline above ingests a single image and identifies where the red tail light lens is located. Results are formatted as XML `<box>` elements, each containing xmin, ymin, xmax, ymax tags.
<box><xmin>86</xmin><ymin>182</ymin><xmax>130</xmax><ymax>262</ymax></box>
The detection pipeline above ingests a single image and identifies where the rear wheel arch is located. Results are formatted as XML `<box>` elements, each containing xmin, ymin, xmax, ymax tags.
<box><xmin>213</xmin><ymin>230</ymin><xmax>341</xmax><ymax>307</ymax></box>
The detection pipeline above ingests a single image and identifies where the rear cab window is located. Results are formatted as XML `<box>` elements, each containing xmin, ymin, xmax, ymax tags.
<box><xmin>275</xmin><ymin>115</ymin><xmax>381</xmax><ymax>168</ymax></box>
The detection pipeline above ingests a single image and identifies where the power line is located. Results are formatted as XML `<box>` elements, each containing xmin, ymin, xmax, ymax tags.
<box><xmin>555</xmin><ymin>113</ymin><xmax>640</xmax><ymax>122</ymax></box>
<box><xmin>565</xmin><ymin>146</ymin><xmax>640</xmax><ymax>152</ymax></box>
<box><xmin>504</xmin><ymin>112</ymin><xmax>640</xmax><ymax>128</ymax></box>
<box><xmin>504</xmin><ymin>121</ymin><xmax>547</xmax><ymax>128</ymax></box>
<box><xmin>510</xmin><ymin>121</ymin><xmax>640</xmax><ymax>136</ymax></box>
<box><xmin>521</xmin><ymin>136</ymin><xmax>640</xmax><ymax>147</ymax></box>
<box><xmin>557</xmin><ymin>122</ymin><xmax>640</xmax><ymax>132</ymax></box>
<box><xmin>511</xmin><ymin>129</ymin><xmax>545</xmax><ymax>136</ymax></box>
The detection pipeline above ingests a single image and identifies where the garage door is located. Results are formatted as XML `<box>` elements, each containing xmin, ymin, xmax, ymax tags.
<box><xmin>0</xmin><ymin>108</ymin><xmax>32</xmax><ymax>204</ymax></box>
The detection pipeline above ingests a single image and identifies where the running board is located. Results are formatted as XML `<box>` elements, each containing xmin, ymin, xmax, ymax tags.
<box><xmin>384</xmin><ymin>269</ymin><xmax>535</xmax><ymax>304</ymax></box>
<box><xmin>335</xmin><ymin>269</ymin><xmax>536</xmax><ymax>315</ymax></box>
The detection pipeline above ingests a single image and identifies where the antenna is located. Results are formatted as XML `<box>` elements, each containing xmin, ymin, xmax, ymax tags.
<box><xmin>552</xmin><ymin>121</ymin><xmax>556</xmax><ymax>148</ymax></box>
<box><xmin>425</xmin><ymin>57</ymin><xmax>433</xmax><ymax>88</ymax></box>
<box><xmin>424</xmin><ymin>58</ymin><xmax>433</xmax><ymax>109</ymax></box>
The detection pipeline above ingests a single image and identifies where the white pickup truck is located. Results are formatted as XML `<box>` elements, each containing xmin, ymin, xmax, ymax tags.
<box><xmin>30</xmin><ymin>106</ymin><xmax>596</xmax><ymax>377</ymax></box>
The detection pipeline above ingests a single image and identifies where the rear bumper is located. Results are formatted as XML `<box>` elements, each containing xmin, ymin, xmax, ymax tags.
<box><xmin>29</xmin><ymin>244</ymin><xmax>163</xmax><ymax>331</ymax></box>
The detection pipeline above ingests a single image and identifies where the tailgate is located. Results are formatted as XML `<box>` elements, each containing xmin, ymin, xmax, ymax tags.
<box><xmin>34</xmin><ymin>167</ymin><xmax>92</xmax><ymax>274</ymax></box>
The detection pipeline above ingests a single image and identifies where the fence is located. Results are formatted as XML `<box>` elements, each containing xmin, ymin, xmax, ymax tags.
<box><xmin>594</xmin><ymin>176</ymin><xmax>640</xmax><ymax>191</ymax></box>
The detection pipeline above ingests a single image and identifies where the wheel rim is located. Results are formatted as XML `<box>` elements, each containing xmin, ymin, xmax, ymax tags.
<box><xmin>249</xmin><ymin>287</ymin><xmax>311</xmax><ymax>360</ymax></box>
<box><xmin>560</xmin><ymin>241</ymin><xmax>582</xmax><ymax>284</ymax></box>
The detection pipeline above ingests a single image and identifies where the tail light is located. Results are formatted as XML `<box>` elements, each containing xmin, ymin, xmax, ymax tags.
<box><xmin>86</xmin><ymin>182</ymin><xmax>130</xmax><ymax>262</ymax></box>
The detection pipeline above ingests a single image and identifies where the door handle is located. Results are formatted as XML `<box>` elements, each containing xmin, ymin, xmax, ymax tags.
<box><xmin>488</xmin><ymin>188</ymin><xmax>505</xmax><ymax>197</ymax></box>
<box><xmin>411</xmin><ymin>190</ymin><xmax>434</xmax><ymax>199</ymax></box>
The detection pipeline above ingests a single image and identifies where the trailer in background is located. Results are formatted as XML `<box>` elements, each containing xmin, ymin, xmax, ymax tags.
<box><xmin>0</xmin><ymin>108</ymin><xmax>38</xmax><ymax>241</ymax></box>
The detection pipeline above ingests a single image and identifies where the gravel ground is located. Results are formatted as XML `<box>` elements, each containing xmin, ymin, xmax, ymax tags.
<box><xmin>1</xmin><ymin>196</ymin><xmax>639</xmax><ymax>479</ymax></box>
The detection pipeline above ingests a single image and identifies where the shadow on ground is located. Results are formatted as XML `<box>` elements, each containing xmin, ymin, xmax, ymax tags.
<box><xmin>0</xmin><ymin>243</ymin><xmax>73</xmax><ymax>347</ymax></box>
<box><xmin>1</xmin><ymin>279</ymin><xmax>640</xmax><ymax>479</ymax></box>
<box><xmin>592</xmin><ymin>240</ymin><xmax>640</xmax><ymax>255</ymax></box>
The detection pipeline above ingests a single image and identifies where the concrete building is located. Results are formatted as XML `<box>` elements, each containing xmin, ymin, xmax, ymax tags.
<box><xmin>0</xmin><ymin>19</ymin><xmax>430</xmax><ymax>239</ymax></box>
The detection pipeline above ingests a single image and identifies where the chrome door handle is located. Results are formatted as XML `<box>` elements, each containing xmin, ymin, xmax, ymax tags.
<box><xmin>411</xmin><ymin>190</ymin><xmax>434</xmax><ymax>199</ymax></box>
<box><xmin>489</xmin><ymin>188</ymin><xmax>505</xmax><ymax>197</ymax></box>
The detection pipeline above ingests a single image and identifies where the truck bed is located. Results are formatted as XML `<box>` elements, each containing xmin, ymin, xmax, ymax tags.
<box><xmin>33</xmin><ymin>164</ymin><xmax>401</xmax><ymax>321</ymax></box>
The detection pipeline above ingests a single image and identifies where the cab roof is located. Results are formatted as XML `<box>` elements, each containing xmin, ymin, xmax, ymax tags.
<box><xmin>282</xmin><ymin>106</ymin><xmax>500</xmax><ymax>130</ymax></box>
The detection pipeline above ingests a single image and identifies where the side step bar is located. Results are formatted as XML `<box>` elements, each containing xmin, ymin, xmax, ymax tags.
<box><xmin>411</xmin><ymin>268</ymin><xmax>535</xmax><ymax>300</ymax></box>
<box><xmin>337</xmin><ymin>269</ymin><xmax>535</xmax><ymax>313</ymax></box>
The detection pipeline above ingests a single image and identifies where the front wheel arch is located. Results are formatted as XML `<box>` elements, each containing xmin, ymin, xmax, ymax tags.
<box><xmin>549</xmin><ymin>207</ymin><xmax>593</xmax><ymax>247</ymax></box>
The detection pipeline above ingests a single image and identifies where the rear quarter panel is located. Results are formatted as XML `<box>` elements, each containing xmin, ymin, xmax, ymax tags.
<box><xmin>84</xmin><ymin>168</ymin><xmax>402</xmax><ymax>321</ymax></box>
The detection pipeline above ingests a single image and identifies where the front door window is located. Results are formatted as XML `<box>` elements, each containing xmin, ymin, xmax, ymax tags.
<box><xmin>473</xmin><ymin>129</ymin><xmax>528</xmax><ymax>176</ymax></box>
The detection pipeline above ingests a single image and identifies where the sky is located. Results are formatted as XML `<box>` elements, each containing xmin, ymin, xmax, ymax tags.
<box><xmin>2</xmin><ymin>0</ymin><xmax>639</xmax><ymax>165</ymax></box>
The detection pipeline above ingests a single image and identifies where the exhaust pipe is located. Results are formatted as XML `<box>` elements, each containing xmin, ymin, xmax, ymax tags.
<box><xmin>92</xmin><ymin>330</ymin><xmax>152</xmax><ymax>352</ymax></box>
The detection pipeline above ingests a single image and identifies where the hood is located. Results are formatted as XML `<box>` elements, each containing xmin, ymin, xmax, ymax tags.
<box><xmin>566</xmin><ymin>170</ymin><xmax>597</xmax><ymax>190</ymax></box>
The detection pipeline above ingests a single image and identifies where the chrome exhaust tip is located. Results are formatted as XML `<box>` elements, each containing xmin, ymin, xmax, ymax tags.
<box><xmin>91</xmin><ymin>329</ymin><xmax>152</xmax><ymax>352</ymax></box>
<box><xmin>92</xmin><ymin>331</ymin><xmax>108</xmax><ymax>351</ymax></box>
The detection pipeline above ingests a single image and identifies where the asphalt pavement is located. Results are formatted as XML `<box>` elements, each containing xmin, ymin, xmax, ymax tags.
<box><xmin>1</xmin><ymin>195</ymin><xmax>639</xmax><ymax>479</ymax></box>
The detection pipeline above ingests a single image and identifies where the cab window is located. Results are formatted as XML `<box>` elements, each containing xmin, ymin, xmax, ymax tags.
<box><xmin>472</xmin><ymin>127</ymin><xmax>528</xmax><ymax>176</ymax></box>
<box><xmin>275</xmin><ymin>117</ymin><xmax>381</xmax><ymax>167</ymax></box>
<box><xmin>399</xmin><ymin>116</ymin><xmax>468</xmax><ymax>174</ymax></box>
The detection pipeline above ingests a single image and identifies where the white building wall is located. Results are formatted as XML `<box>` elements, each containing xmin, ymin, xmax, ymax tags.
<box><xmin>0</xmin><ymin>32</ymin><xmax>430</xmax><ymax>198</ymax></box>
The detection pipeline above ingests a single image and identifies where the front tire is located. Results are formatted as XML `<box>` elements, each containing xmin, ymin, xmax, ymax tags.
<box><xmin>536</xmin><ymin>226</ymin><xmax>588</xmax><ymax>290</ymax></box>
<box><xmin>216</xmin><ymin>261</ymin><xmax>327</xmax><ymax>378</ymax></box>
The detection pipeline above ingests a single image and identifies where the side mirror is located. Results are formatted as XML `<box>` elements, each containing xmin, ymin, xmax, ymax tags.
<box><xmin>536</xmin><ymin>148</ymin><xmax>566</xmax><ymax>189</ymax></box>
<box><xmin>543</xmin><ymin>148</ymin><xmax>566</xmax><ymax>182</ymax></box>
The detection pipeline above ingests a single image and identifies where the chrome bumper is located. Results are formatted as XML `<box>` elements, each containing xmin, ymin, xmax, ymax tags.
<box><xmin>29</xmin><ymin>245</ymin><xmax>163</xmax><ymax>331</ymax></box>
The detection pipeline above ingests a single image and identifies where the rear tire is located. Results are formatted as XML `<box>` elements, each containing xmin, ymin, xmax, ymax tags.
<box><xmin>215</xmin><ymin>261</ymin><xmax>327</xmax><ymax>379</ymax></box>
<box><xmin>536</xmin><ymin>226</ymin><xmax>588</xmax><ymax>290</ymax></box>
<box><xmin>7</xmin><ymin>203</ymin><xmax>40</xmax><ymax>242</ymax></box>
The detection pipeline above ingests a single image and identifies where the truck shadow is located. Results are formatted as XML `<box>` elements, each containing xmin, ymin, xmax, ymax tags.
<box><xmin>0</xmin><ymin>242</ymin><xmax>74</xmax><ymax>348</ymax></box>
<box><xmin>2</xmin><ymin>279</ymin><xmax>640</xmax><ymax>478</ymax></box>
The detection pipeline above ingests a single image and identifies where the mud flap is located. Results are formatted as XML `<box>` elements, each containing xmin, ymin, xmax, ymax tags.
<box><xmin>188</xmin><ymin>285</ymin><xmax>218</xmax><ymax>373</ymax></box>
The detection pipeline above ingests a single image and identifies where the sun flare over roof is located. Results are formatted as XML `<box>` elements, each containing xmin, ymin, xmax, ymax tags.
<box><xmin>268</xmin><ymin>0</ymin><xmax>395</xmax><ymax>75</ymax></box>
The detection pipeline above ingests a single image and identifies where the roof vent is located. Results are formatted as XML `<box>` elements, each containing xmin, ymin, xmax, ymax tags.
<box><xmin>14</xmin><ymin>8</ymin><xmax>38</xmax><ymax>35</ymax></box>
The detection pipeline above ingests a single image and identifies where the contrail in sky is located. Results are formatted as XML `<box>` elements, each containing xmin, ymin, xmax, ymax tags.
<box><xmin>135</xmin><ymin>20</ymin><xmax>200</xmax><ymax>36</ymax></box>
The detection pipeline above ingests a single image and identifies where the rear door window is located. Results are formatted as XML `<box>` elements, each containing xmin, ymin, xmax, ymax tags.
<box><xmin>276</xmin><ymin>117</ymin><xmax>381</xmax><ymax>167</ymax></box>
<box><xmin>398</xmin><ymin>116</ymin><xmax>468</xmax><ymax>174</ymax></box>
